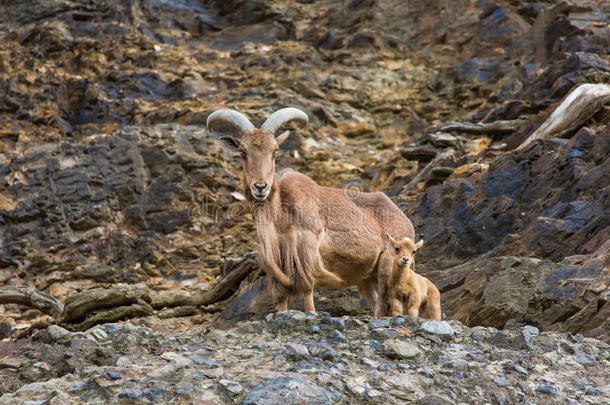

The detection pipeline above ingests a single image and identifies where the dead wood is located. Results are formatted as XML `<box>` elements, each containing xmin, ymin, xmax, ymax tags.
<box><xmin>425</xmin><ymin>119</ymin><xmax>527</xmax><ymax>137</ymax></box>
<box><xmin>517</xmin><ymin>83</ymin><xmax>610</xmax><ymax>150</ymax></box>
<box><xmin>0</xmin><ymin>286</ymin><xmax>64</xmax><ymax>319</ymax></box>
<box><xmin>1</xmin><ymin>253</ymin><xmax>256</xmax><ymax>331</ymax></box>
<box><xmin>402</xmin><ymin>149</ymin><xmax>457</xmax><ymax>193</ymax></box>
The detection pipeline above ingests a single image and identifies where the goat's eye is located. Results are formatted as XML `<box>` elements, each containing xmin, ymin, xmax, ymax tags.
<box><xmin>240</xmin><ymin>151</ymin><xmax>247</xmax><ymax>159</ymax></box>
<box><xmin>394</xmin><ymin>247</ymin><xmax>400</xmax><ymax>254</ymax></box>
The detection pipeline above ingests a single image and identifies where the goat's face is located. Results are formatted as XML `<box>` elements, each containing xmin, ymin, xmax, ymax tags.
<box><xmin>223</xmin><ymin>129</ymin><xmax>290</xmax><ymax>201</ymax></box>
<box><xmin>385</xmin><ymin>234</ymin><xmax>424</xmax><ymax>271</ymax></box>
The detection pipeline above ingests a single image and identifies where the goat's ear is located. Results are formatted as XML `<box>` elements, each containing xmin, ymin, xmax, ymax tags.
<box><xmin>384</xmin><ymin>233</ymin><xmax>398</xmax><ymax>246</ymax></box>
<box><xmin>275</xmin><ymin>130</ymin><xmax>290</xmax><ymax>146</ymax></box>
<box><xmin>220</xmin><ymin>136</ymin><xmax>242</xmax><ymax>150</ymax></box>
<box><xmin>414</xmin><ymin>239</ymin><xmax>424</xmax><ymax>251</ymax></box>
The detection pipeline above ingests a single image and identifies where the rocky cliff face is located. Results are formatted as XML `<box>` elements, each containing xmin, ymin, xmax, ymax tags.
<box><xmin>0</xmin><ymin>0</ymin><xmax>609</xmax><ymax>401</ymax></box>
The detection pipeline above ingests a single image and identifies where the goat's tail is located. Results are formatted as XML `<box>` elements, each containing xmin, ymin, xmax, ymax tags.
<box><xmin>313</xmin><ymin>267</ymin><xmax>346</xmax><ymax>289</ymax></box>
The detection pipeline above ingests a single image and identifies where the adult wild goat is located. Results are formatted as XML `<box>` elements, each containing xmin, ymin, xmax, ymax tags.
<box><xmin>207</xmin><ymin>108</ymin><xmax>415</xmax><ymax>315</ymax></box>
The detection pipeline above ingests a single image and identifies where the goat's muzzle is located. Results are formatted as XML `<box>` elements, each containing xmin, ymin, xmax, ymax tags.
<box><xmin>252</xmin><ymin>182</ymin><xmax>270</xmax><ymax>200</ymax></box>
<box><xmin>400</xmin><ymin>257</ymin><xmax>409</xmax><ymax>265</ymax></box>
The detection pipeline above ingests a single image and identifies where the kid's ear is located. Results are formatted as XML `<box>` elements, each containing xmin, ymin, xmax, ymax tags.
<box><xmin>275</xmin><ymin>130</ymin><xmax>290</xmax><ymax>146</ymax></box>
<box><xmin>414</xmin><ymin>239</ymin><xmax>424</xmax><ymax>251</ymax></box>
<box><xmin>220</xmin><ymin>136</ymin><xmax>242</xmax><ymax>150</ymax></box>
<box><xmin>384</xmin><ymin>233</ymin><xmax>398</xmax><ymax>246</ymax></box>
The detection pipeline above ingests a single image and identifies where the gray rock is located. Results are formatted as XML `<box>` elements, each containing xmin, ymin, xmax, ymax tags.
<box><xmin>493</xmin><ymin>377</ymin><xmax>509</xmax><ymax>387</ymax></box>
<box><xmin>393</xmin><ymin>316</ymin><xmax>405</xmax><ymax>326</ymax></box>
<box><xmin>573</xmin><ymin>353</ymin><xmax>596</xmax><ymax>365</ymax></box>
<box><xmin>103</xmin><ymin>370</ymin><xmax>123</xmax><ymax>380</ymax></box>
<box><xmin>46</xmin><ymin>325</ymin><xmax>72</xmax><ymax>342</ymax></box>
<box><xmin>243</xmin><ymin>376</ymin><xmax>341</xmax><ymax>405</ymax></box>
<box><xmin>383</xmin><ymin>339</ymin><xmax>420</xmax><ymax>359</ymax></box>
<box><xmin>327</xmin><ymin>329</ymin><xmax>346</xmax><ymax>342</ymax></box>
<box><xmin>118</xmin><ymin>388</ymin><xmax>142</xmax><ymax>400</ymax></box>
<box><xmin>536</xmin><ymin>385</ymin><xmax>557</xmax><ymax>395</ymax></box>
<box><xmin>116</xmin><ymin>356</ymin><xmax>132</xmax><ymax>367</ymax></box>
<box><xmin>285</xmin><ymin>343</ymin><xmax>310</xmax><ymax>360</ymax></box>
<box><xmin>521</xmin><ymin>325</ymin><xmax>539</xmax><ymax>335</ymax></box>
<box><xmin>188</xmin><ymin>355</ymin><xmax>220</xmax><ymax>367</ymax></box>
<box><xmin>310</xmin><ymin>326</ymin><xmax>320</xmax><ymax>333</ymax></box>
<box><xmin>419</xmin><ymin>320</ymin><xmax>455</xmax><ymax>341</ymax></box>
<box><xmin>370</xmin><ymin>327</ymin><xmax>403</xmax><ymax>340</ymax></box>
<box><xmin>142</xmin><ymin>387</ymin><xmax>168</xmax><ymax>401</ymax></box>
<box><xmin>369</xmin><ymin>319</ymin><xmax>390</xmax><ymax>329</ymax></box>
<box><xmin>218</xmin><ymin>379</ymin><xmax>243</xmax><ymax>396</ymax></box>
<box><xmin>505</xmin><ymin>362</ymin><xmax>528</xmax><ymax>377</ymax></box>
<box><xmin>420</xmin><ymin>393</ymin><xmax>455</xmax><ymax>404</ymax></box>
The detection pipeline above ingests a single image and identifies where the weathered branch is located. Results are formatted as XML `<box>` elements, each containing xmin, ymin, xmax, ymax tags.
<box><xmin>402</xmin><ymin>149</ymin><xmax>457</xmax><ymax>193</ymax></box>
<box><xmin>1</xmin><ymin>253</ymin><xmax>256</xmax><ymax>332</ymax></box>
<box><xmin>0</xmin><ymin>286</ymin><xmax>64</xmax><ymax>319</ymax></box>
<box><xmin>425</xmin><ymin>119</ymin><xmax>527</xmax><ymax>137</ymax></box>
<box><xmin>517</xmin><ymin>83</ymin><xmax>610</xmax><ymax>150</ymax></box>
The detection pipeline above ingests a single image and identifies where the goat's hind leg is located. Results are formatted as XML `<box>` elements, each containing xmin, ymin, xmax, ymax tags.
<box><xmin>374</xmin><ymin>249</ymin><xmax>394</xmax><ymax>316</ymax></box>
<box><xmin>357</xmin><ymin>277</ymin><xmax>379</xmax><ymax>313</ymax></box>
<box><xmin>304</xmin><ymin>290</ymin><xmax>315</xmax><ymax>313</ymax></box>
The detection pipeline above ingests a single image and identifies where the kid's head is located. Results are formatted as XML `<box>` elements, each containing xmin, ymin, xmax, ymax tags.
<box><xmin>384</xmin><ymin>234</ymin><xmax>424</xmax><ymax>270</ymax></box>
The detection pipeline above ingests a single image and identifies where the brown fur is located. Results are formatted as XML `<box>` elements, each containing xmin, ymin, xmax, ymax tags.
<box><xmin>223</xmin><ymin>128</ymin><xmax>415</xmax><ymax>315</ymax></box>
<box><xmin>385</xmin><ymin>235</ymin><xmax>441</xmax><ymax>320</ymax></box>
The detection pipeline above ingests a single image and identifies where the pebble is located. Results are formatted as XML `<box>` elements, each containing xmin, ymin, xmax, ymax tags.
<box><xmin>536</xmin><ymin>385</ymin><xmax>557</xmax><ymax>396</ymax></box>
<box><xmin>188</xmin><ymin>355</ymin><xmax>220</xmax><ymax>367</ymax></box>
<box><xmin>393</xmin><ymin>317</ymin><xmax>405</xmax><ymax>326</ymax></box>
<box><xmin>493</xmin><ymin>377</ymin><xmax>509</xmax><ymax>387</ymax></box>
<box><xmin>327</xmin><ymin>329</ymin><xmax>346</xmax><ymax>342</ymax></box>
<box><xmin>116</xmin><ymin>356</ymin><xmax>131</xmax><ymax>367</ymax></box>
<box><xmin>118</xmin><ymin>388</ymin><xmax>142</xmax><ymax>400</ymax></box>
<box><xmin>218</xmin><ymin>379</ymin><xmax>243</xmax><ymax>395</ymax></box>
<box><xmin>46</xmin><ymin>325</ymin><xmax>71</xmax><ymax>341</ymax></box>
<box><xmin>573</xmin><ymin>353</ymin><xmax>596</xmax><ymax>365</ymax></box>
<box><xmin>242</xmin><ymin>376</ymin><xmax>341</xmax><ymax>405</ymax></box>
<box><xmin>383</xmin><ymin>339</ymin><xmax>420</xmax><ymax>359</ymax></box>
<box><xmin>68</xmin><ymin>380</ymin><xmax>88</xmax><ymax>393</ymax></box>
<box><xmin>142</xmin><ymin>387</ymin><xmax>168</xmax><ymax>401</ymax></box>
<box><xmin>419</xmin><ymin>320</ymin><xmax>455</xmax><ymax>340</ymax></box>
<box><xmin>285</xmin><ymin>343</ymin><xmax>310</xmax><ymax>359</ymax></box>
<box><xmin>505</xmin><ymin>362</ymin><xmax>528</xmax><ymax>377</ymax></box>
<box><xmin>369</xmin><ymin>319</ymin><xmax>390</xmax><ymax>329</ymax></box>
<box><xmin>521</xmin><ymin>325</ymin><xmax>539</xmax><ymax>335</ymax></box>
<box><xmin>320</xmin><ymin>317</ymin><xmax>345</xmax><ymax>330</ymax></box>
<box><xmin>310</xmin><ymin>326</ymin><xmax>320</xmax><ymax>333</ymax></box>
<box><xmin>103</xmin><ymin>370</ymin><xmax>123</xmax><ymax>380</ymax></box>
<box><xmin>370</xmin><ymin>327</ymin><xmax>403</xmax><ymax>340</ymax></box>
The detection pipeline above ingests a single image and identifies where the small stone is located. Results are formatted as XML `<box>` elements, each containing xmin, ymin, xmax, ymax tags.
<box><xmin>327</xmin><ymin>329</ymin><xmax>346</xmax><ymax>342</ymax></box>
<box><xmin>369</xmin><ymin>319</ymin><xmax>390</xmax><ymax>329</ymax></box>
<box><xmin>393</xmin><ymin>317</ymin><xmax>405</xmax><ymax>326</ymax></box>
<box><xmin>252</xmin><ymin>344</ymin><xmax>263</xmax><ymax>350</ymax></box>
<box><xmin>420</xmin><ymin>393</ymin><xmax>455</xmax><ymax>404</ymax></box>
<box><xmin>103</xmin><ymin>370</ymin><xmax>123</xmax><ymax>380</ymax></box>
<box><xmin>174</xmin><ymin>381</ymin><xmax>194</xmax><ymax>396</ymax></box>
<box><xmin>377</xmin><ymin>363</ymin><xmax>397</xmax><ymax>371</ymax></box>
<box><xmin>471</xmin><ymin>330</ymin><xmax>486</xmax><ymax>341</ymax></box>
<box><xmin>536</xmin><ymin>385</ymin><xmax>557</xmax><ymax>396</ymax></box>
<box><xmin>243</xmin><ymin>376</ymin><xmax>341</xmax><ymax>405</ymax></box>
<box><xmin>521</xmin><ymin>325</ymin><xmax>539</xmax><ymax>335</ymax></box>
<box><xmin>285</xmin><ymin>343</ymin><xmax>309</xmax><ymax>360</ymax></box>
<box><xmin>188</xmin><ymin>355</ymin><xmax>220</xmax><ymax>367</ymax></box>
<box><xmin>573</xmin><ymin>353</ymin><xmax>596</xmax><ymax>365</ymax></box>
<box><xmin>116</xmin><ymin>356</ymin><xmax>131</xmax><ymax>367</ymax></box>
<box><xmin>370</xmin><ymin>327</ymin><xmax>403</xmax><ymax>340</ymax></box>
<box><xmin>493</xmin><ymin>392</ymin><xmax>506</xmax><ymax>404</ymax></box>
<box><xmin>68</xmin><ymin>380</ymin><xmax>88</xmax><ymax>393</ymax></box>
<box><xmin>398</xmin><ymin>364</ymin><xmax>412</xmax><ymax>371</ymax></box>
<box><xmin>332</xmin><ymin>362</ymin><xmax>345</xmax><ymax>369</ymax></box>
<box><xmin>142</xmin><ymin>387</ymin><xmax>168</xmax><ymax>401</ymax></box>
<box><xmin>419</xmin><ymin>320</ymin><xmax>454</xmax><ymax>340</ymax></box>
<box><xmin>320</xmin><ymin>316</ymin><xmax>345</xmax><ymax>329</ymax></box>
<box><xmin>361</xmin><ymin>358</ymin><xmax>377</xmax><ymax>368</ymax></box>
<box><xmin>118</xmin><ymin>388</ymin><xmax>142</xmax><ymax>400</ymax></box>
<box><xmin>493</xmin><ymin>377</ymin><xmax>509</xmax><ymax>387</ymax></box>
<box><xmin>47</xmin><ymin>325</ymin><xmax>71</xmax><ymax>341</ymax></box>
<box><xmin>219</xmin><ymin>379</ymin><xmax>243</xmax><ymax>396</ymax></box>
<box><xmin>310</xmin><ymin>325</ymin><xmax>320</xmax><ymax>333</ymax></box>
<box><xmin>505</xmin><ymin>362</ymin><xmax>528</xmax><ymax>377</ymax></box>
<box><xmin>383</xmin><ymin>339</ymin><xmax>420</xmax><ymax>359</ymax></box>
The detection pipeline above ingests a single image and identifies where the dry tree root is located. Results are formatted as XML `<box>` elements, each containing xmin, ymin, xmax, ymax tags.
<box><xmin>0</xmin><ymin>286</ymin><xmax>64</xmax><ymax>319</ymax></box>
<box><xmin>0</xmin><ymin>253</ymin><xmax>256</xmax><ymax>332</ymax></box>
<box><xmin>517</xmin><ymin>83</ymin><xmax>610</xmax><ymax>150</ymax></box>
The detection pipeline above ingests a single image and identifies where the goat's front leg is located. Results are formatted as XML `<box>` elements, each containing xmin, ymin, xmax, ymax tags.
<box><xmin>277</xmin><ymin>296</ymin><xmax>290</xmax><ymax>312</ymax></box>
<box><xmin>374</xmin><ymin>249</ymin><xmax>394</xmax><ymax>316</ymax></box>
<box><xmin>304</xmin><ymin>290</ymin><xmax>315</xmax><ymax>313</ymax></box>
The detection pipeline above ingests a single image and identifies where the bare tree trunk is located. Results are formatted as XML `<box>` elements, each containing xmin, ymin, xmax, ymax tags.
<box><xmin>517</xmin><ymin>83</ymin><xmax>610</xmax><ymax>151</ymax></box>
<box><xmin>0</xmin><ymin>286</ymin><xmax>64</xmax><ymax>319</ymax></box>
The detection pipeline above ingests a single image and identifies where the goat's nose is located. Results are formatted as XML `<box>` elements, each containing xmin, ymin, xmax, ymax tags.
<box><xmin>253</xmin><ymin>183</ymin><xmax>268</xmax><ymax>192</ymax></box>
<box><xmin>400</xmin><ymin>257</ymin><xmax>409</xmax><ymax>264</ymax></box>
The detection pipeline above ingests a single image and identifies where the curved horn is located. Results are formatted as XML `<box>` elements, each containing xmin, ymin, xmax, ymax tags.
<box><xmin>261</xmin><ymin>108</ymin><xmax>308</xmax><ymax>135</ymax></box>
<box><xmin>207</xmin><ymin>109</ymin><xmax>255</xmax><ymax>134</ymax></box>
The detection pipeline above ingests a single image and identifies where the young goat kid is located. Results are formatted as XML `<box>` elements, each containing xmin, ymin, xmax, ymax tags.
<box><xmin>208</xmin><ymin>108</ymin><xmax>416</xmax><ymax>315</ymax></box>
<box><xmin>385</xmin><ymin>234</ymin><xmax>441</xmax><ymax>319</ymax></box>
